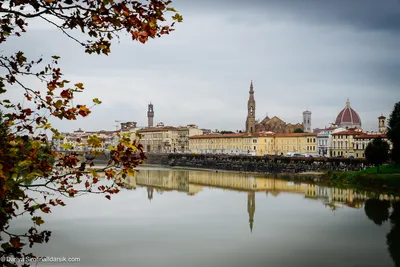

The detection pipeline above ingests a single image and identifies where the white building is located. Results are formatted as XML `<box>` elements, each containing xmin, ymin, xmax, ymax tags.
<box><xmin>316</xmin><ymin>127</ymin><xmax>345</xmax><ymax>157</ymax></box>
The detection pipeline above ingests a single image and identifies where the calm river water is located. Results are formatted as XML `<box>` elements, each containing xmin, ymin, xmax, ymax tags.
<box><xmin>9</xmin><ymin>167</ymin><xmax>400</xmax><ymax>267</ymax></box>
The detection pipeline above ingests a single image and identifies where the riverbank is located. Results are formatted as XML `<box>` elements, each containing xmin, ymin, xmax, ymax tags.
<box><xmin>325</xmin><ymin>164</ymin><xmax>400</xmax><ymax>194</ymax></box>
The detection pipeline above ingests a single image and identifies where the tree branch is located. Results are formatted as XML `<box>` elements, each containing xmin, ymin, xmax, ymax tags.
<box><xmin>39</xmin><ymin>15</ymin><xmax>85</xmax><ymax>47</ymax></box>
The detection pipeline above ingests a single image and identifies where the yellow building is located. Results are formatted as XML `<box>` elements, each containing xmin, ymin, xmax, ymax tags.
<box><xmin>331</xmin><ymin>129</ymin><xmax>362</xmax><ymax>157</ymax></box>
<box><xmin>254</xmin><ymin>132</ymin><xmax>275</xmax><ymax>156</ymax></box>
<box><xmin>189</xmin><ymin>133</ymin><xmax>258</xmax><ymax>155</ymax></box>
<box><xmin>273</xmin><ymin>133</ymin><xmax>317</xmax><ymax>155</ymax></box>
<box><xmin>353</xmin><ymin>133</ymin><xmax>390</xmax><ymax>159</ymax></box>
<box><xmin>189</xmin><ymin>132</ymin><xmax>317</xmax><ymax>156</ymax></box>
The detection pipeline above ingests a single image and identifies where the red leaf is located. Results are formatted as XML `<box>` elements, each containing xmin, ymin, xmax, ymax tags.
<box><xmin>105</xmin><ymin>195</ymin><xmax>111</xmax><ymax>200</ymax></box>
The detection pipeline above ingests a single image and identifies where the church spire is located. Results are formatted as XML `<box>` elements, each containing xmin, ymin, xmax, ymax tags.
<box><xmin>346</xmin><ymin>98</ymin><xmax>351</xmax><ymax>108</ymax></box>
<box><xmin>245</xmin><ymin>80</ymin><xmax>256</xmax><ymax>133</ymax></box>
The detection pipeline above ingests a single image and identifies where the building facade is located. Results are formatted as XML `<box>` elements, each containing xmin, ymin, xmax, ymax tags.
<box><xmin>177</xmin><ymin>125</ymin><xmax>203</xmax><ymax>153</ymax></box>
<box><xmin>189</xmin><ymin>133</ymin><xmax>258</xmax><ymax>155</ymax></box>
<box><xmin>189</xmin><ymin>132</ymin><xmax>318</xmax><ymax>156</ymax></box>
<box><xmin>273</xmin><ymin>133</ymin><xmax>318</xmax><ymax>156</ymax></box>
<box><xmin>316</xmin><ymin>127</ymin><xmax>346</xmax><ymax>157</ymax></box>
<box><xmin>330</xmin><ymin>129</ymin><xmax>363</xmax><ymax>157</ymax></box>
<box><xmin>353</xmin><ymin>133</ymin><xmax>390</xmax><ymax>159</ymax></box>
<box><xmin>138</xmin><ymin>126</ymin><xmax>179</xmax><ymax>153</ymax></box>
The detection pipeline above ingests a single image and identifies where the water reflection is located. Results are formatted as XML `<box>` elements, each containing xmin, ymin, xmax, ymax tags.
<box><xmin>124</xmin><ymin>168</ymin><xmax>399</xmax><ymax>213</ymax></box>
<box><xmin>124</xmin><ymin>168</ymin><xmax>400</xmax><ymax>267</ymax></box>
<box><xmin>20</xmin><ymin>168</ymin><xmax>399</xmax><ymax>267</ymax></box>
<box><xmin>365</xmin><ymin>199</ymin><xmax>400</xmax><ymax>267</ymax></box>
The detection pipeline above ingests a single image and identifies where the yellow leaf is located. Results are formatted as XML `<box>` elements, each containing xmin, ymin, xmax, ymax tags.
<box><xmin>31</xmin><ymin>140</ymin><xmax>41</xmax><ymax>149</ymax></box>
<box><xmin>61</xmin><ymin>143</ymin><xmax>73</xmax><ymax>150</ymax></box>
<box><xmin>75</xmin><ymin>83</ymin><xmax>84</xmax><ymax>89</ymax></box>
<box><xmin>87</xmin><ymin>135</ymin><xmax>101</xmax><ymax>148</ymax></box>
<box><xmin>18</xmin><ymin>160</ymin><xmax>32</xmax><ymax>169</ymax></box>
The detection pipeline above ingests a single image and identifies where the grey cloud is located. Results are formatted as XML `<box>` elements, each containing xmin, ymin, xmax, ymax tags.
<box><xmin>1</xmin><ymin>0</ymin><xmax>399</xmax><ymax>132</ymax></box>
<box><xmin>175</xmin><ymin>0</ymin><xmax>400</xmax><ymax>32</ymax></box>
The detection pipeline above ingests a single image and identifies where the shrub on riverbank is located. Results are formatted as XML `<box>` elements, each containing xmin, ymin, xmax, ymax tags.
<box><xmin>327</xmin><ymin>164</ymin><xmax>400</xmax><ymax>193</ymax></box>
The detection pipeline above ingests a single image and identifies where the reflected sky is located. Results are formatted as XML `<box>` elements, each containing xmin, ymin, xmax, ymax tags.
<box><xmin>8</xmin><ymin>167</ymin><xmax>396</xmax><ymax>267</ymax></box>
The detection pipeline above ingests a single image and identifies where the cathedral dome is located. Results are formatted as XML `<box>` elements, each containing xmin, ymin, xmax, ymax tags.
<box><xmin>335</xmin><ymin>98</ymin><xmax>361</xmax><ymax>128</ymax></box>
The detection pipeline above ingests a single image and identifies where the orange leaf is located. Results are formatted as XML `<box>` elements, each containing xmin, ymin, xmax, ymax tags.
<box><xmin>78</xmin><ymin>105</ymin><xmax>90</xmax><ymax>117</ymax></box>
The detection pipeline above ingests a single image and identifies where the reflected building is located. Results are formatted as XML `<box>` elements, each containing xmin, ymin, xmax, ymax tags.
<box><xmin>188</xmin><ymin>171</ymin><xmax>307</xmax><ymax>194</ymax></box>
<box><xmin>119</xmin><ymin>169</ymin><xmax>400</xmax><ymax>222</ymax></box>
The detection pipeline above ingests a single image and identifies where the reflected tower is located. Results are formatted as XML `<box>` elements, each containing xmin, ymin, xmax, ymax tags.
<box><xmin>147</xmin><ymin>187</ymin><xmax>154</xmax><ymax>202</ymax></box>
<box><xmin>247</xmin><ymin>192</ymin><xmax>256</xmax><ymax>232</ymax></box>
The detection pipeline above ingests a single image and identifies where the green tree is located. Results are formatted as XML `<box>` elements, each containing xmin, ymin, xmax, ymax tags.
<box><xmin>365</xmin><ymin>137</ymin><xmax>390</xmax><ymax>173</ymax></box>
<box><xmin>294</xmin><ymin>128</ymin><xmax>304</xmax><ymax>133</ymax></box>
<box><xmin>387</xmin><ymin>102</ymin><xmax>400</xmax><ymax>163</ymax></box>
<box><xmin>0</xmin><ymin>0</ymin><xmax>182</xmax><ymax>264</ymax></box>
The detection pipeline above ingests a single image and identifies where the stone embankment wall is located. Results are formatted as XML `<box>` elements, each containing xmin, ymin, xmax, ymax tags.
<box><xmin>92</xmin><ymin>153</ymin><xmax>369</xmax><ymax>173</ymax></box>
<box><xmin>166</xmin><ymin>154</ymin><xmax>368</xmax><ymax>173</ymax></box>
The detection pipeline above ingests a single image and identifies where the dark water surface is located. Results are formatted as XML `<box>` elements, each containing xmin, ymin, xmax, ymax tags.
<box><xmin>10</xmin><ymin>167</ymin><xmax>400</xmax><ymax>267</ymax></box>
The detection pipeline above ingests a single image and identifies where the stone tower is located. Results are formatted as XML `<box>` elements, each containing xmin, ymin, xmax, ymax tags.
<box><xmin>245</xmin><ymin>81</ymin><xmax>256</xmax><ymax>133</ymax></box>
<box><xmin>147</xmin><ymin>102</ymin><xmax>154</xmax><ymax>127</ymax></box>
<box><xmin>303</xmin><ymin>110</ymin><xmax>312</xmax><ymax>133</ymax></box>
<box><xmin>247</xmin><ymin>192</ymin><xmax>255</xmax><ymax>233</ymax></box>
<box><xmin>378</xmin><ymin>115</ymin><xmax>386</xmax><ymax>133</ymax></box>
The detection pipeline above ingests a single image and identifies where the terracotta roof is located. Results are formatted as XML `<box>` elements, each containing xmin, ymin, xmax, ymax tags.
<box><xmin>354</xmin><ymin>133</ymin><xmax>387</xmax><ymax>139</ymax></box>
<box><xmin>189</xmin><ymin>133</ymin><xmax>256</xmax><ymax>139</ymax></box>
<box><xmin>332</xmin><ymin>130</ymin><xmax>362</xmax><ymax>136</ymax></box>
<box><xmin>139</xmin><ymin>126</ymin><xmax>177</xmax><ymax>132</ymax></box>
<box><xmin>274</xmin><ymin>133</ymin><xmax>317</xmax><ymax>137</ymax></box>
<box><xmin>335</xmin><ymin>99</ymin><xmax>361</xmax><ymax>126</ymax></box>
<box><xmin>378</xmin><ymin>115</ymin><xmax>386</xmax><ymax>119</ymax></box>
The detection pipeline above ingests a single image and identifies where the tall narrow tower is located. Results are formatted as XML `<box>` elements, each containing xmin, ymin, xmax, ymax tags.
<box><xmin>245</xmin><ymin>81</ymin><xmax>256</xmax><ymax>133</ymax></box>
<box><xmin>378</xmin><ymin>115</ymin><xmax>386</xmax><ymax>133</ymax></box>
<box><xmin>147</xmin><ymin>102</ymin><xmax>154</xmax><ymax>127</ymax></box>
<box><xmin>303</xmin><ymin>110</ymin><xmax>312</xmax><ymax>133</ymax></box>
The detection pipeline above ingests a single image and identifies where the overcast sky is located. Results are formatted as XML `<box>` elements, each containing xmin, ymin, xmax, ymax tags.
<box><xmin>2</xmin><ymin>0</ymin><xmax>400</xmax><ymax>132</ymax></box>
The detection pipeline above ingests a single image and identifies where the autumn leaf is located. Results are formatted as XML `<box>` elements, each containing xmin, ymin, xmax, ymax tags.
<box><xmin>47</xmin><ymin>83</ymin><xmax>56</xmax><ymax>91</ymax></box>
<box><xmin>93</xmin><ymin>98</ymin><xmax>102</xmax><ymax>104</ymax></box>
<box><xmin>78</xmin><ymin>105</ymin><xmax>91</xmax><ymax>117</ymax></box>
<box><xmin>61</xmin><ymin>143</ymin><xmax>73</xmax><ymax>150</ymax></box>
<box><xmin>60</xmin><ymin>89</ymin><xmax>72</xmax><ymax>99</ymax></box>
<box><xmin>105</xmin><ymin>195</ymin><xmax>111</xmax><ymax>200</ymax></box>
<box><xmin>75</xmin><ymin>83</ymin><xmax>84</xmax><ymax>89</ymax></box>
<box><xmin>33</xmin><ymin>216</ymin><xmax>45</xmax><ymax>226</ymax></box>
<box><xmin>10</xmin><ymin>237</ymin><xmax>23</xmax><ymax>248</ymax></box>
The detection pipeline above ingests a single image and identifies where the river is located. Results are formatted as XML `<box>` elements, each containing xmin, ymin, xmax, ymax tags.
<box><xmin>7</xmin><ymin>166</ymin><xmax>400</xmax><ymax>267</ymax></box>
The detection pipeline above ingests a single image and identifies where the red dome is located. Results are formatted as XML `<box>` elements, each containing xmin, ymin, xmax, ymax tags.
<box><xmin>335</xmin><ymin>99</ymin><xmax>361</xmax><ymax>128</ymax></box>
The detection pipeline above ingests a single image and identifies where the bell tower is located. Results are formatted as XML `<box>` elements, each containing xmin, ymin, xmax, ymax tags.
<box><xmin>245</xmin><ymin>81</ymin><xmax>256</xmax><ymax>133</ymax></box>
<box><xmin>378</xmin><ymin>115</ymin><xmax>386</xmax><ymax>133</ymax></box>
<box><xmin>303</xmin><ymin>110</ymin><xmax>312</xmax><ymax>133</ymax></box>
<box><xmin>147</xmin><ymin>102</ymin><xmax>154</xmax><ymax>127</ymax></box>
